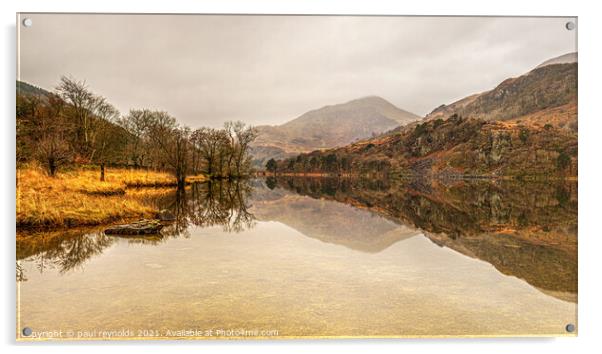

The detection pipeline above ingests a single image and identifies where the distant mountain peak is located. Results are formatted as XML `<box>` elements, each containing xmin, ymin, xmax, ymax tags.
<box><xmin>251</xmin><ymin>96</ymin><xmax>420</xmax><ymax>166</ymax></box>
<box><xmin>347</xmin><ymin>95</ymin><xmax>391</xmax><ymax>104</ymax></box>
<box><xmin>535</xmin><ymin>52</ymin><xmax>577</xmax><ymax>69</ymax></box>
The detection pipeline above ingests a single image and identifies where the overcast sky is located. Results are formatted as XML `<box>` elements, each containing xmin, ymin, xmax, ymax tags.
<box><xmin>18</xmin><ymin>14</ymin><xmax>576</xmax><ymax>128</ymax></box>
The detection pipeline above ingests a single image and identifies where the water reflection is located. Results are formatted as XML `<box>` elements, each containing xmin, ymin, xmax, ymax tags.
<box><xmin>17</xmin><ymin>229</ymin><xmax>116</xmax><ymax>275</ymax></box>
<box><xmin>263</xmin><ymin>176</ymin><xmax>577</xmax><ymax>301</ymax></box>
<box><xmin>17</xmin><ymin>180</ymin><xmax>256</xmax><ymax>278</ymax></box>
<box><xmin>18</xmin><ymin>177</ymin><xmax>577</xmax><ymax>300</ymax></box>
<box><xmin>17</xmin><ymin>176</ymin><xmax>577</xmax><ymax>336</ymax></box>
<box><xmin>157</xmin><ymin>180</ymin><xmax>256</xmax><ymax>236</ymax></box>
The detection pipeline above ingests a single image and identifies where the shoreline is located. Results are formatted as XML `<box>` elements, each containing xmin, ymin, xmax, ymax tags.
<box><xmin>256</xmin><ymin>171</ymin><xmax>578</xmax><ymax>181</ymax></box>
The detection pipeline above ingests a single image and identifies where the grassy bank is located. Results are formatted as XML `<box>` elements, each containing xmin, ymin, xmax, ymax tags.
<box><xmin>16</xmin><ymin>165</ymin><xmax>206</xmax><ymax>229</ymax></box>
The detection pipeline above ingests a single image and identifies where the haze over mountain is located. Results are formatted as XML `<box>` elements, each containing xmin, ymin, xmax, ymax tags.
<box><xmin>535</xmin><ymin>52</ymin><xmax>577</xmax><ymax>69</ymax></box>
<box><xmin>251</xmin><ymin>96</ymin><xmax>420</xmax><ymax>166</ymax></box>
<box><xmin>425</xmin><ymin>52</ymin><xmax>577</xmax><ymax>132</ymax></box>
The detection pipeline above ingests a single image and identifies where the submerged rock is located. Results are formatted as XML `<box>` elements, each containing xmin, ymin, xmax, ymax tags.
<box><xmin>104</xmin><ymin>219</ymin><xmax>164</xmax><ymax>235</ymax></box>
<box><xmin>156</xmin><ymin>209</ymin><xmax>176</xmax><ymax>222</ymax></box>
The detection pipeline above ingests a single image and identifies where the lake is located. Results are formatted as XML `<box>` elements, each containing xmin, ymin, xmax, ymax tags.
<box><xmin>16</xmin><ymin>177</ymin><xmax>577</xmax><ymax>339</ymax></box>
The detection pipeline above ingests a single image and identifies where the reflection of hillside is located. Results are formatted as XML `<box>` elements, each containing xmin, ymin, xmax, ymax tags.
<box><xmin>251</xmin><ymin>182</ymin><xmax>419</xmax><ymax>253</ymax></box>
<box><xmin>270</xmin><ymin>177</ymin><xmax>577</xmax><ymax>301</ymax></box>
<box><xmin>427</xmin><ymin>231</ymin><xmax>577</xmax><ymax>302</ymax></box>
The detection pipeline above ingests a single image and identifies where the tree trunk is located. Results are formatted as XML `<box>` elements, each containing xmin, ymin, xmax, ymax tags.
<box><xmin>100</xmin><ymin>162</ymin><xmax>106</xmax><ymax>181</ymax></box>
<box><xmin>48</xmin><ymin>158</ymin><xmax>57</xmax><ymax>177</ymax></box>
<box><xmin>177</xmin><ymin>176</ymin><xmax>185</xmax><ymax>190</ymax></box>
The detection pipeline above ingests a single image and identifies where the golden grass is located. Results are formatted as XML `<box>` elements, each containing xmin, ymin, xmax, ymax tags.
<box><xmin>16</xmin><ymin>165</ymin><xmax>206</xmax><ymax>229</ymax></box>
<box><xmin>67</xmin><ymin>168</ymin><xmax>178</xmax><ymax>188</ymax></box>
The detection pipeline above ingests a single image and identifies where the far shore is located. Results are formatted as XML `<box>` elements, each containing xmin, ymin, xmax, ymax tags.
<box><xmin>256</xmin><ymin>171</ymin><xmax>578</xmax><ymax>181</ymax></box>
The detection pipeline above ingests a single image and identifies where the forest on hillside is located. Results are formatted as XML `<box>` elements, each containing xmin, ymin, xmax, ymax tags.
<box><xmin>17</xmin><ymin>77</ymin><xmax>258</xmax><ymax>188</ymax></box>
<box><xmin>266</xmin><ymin>114</ymin><xmax>578</xmax><ymax>178</ymax></box>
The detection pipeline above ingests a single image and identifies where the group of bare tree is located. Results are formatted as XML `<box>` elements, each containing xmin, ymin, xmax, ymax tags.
<box><xmin>17</xmin><ymin>76</ymin><xmax>257</xmax><ymax>188</ymax></box>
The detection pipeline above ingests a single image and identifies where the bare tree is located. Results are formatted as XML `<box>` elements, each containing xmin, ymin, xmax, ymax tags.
<box><xmin>92</xmin><ymin>99</ymin><xmax>121</xmax><ymax>181</ymax></box>
<box><xmin>118</xmin><ymin>109</ymin><xmax>153</xmax><ymax>168</ymax></box>
<box><xmin>232</xmin><ymin>121</ymin><xmax>258</xmax><ymax>177</ymax></box>
<box><xmin>145</xmin><ymin>111</ymin><xmax>190</xmax><ymax>189</ymax></box>
<box><xmin>192</xmin><ymin>128</ymin><xmax>222</xmax><ymax>177</ymax></box>
<box><xmin>36</xmin><ymin>95</ymin><xmax>72</xmax><ymax>176</ymax></box>
<box><xmin>56</xmin><ymin>76</ymin><xmax>101</xmax><ymax>161</ymax></box>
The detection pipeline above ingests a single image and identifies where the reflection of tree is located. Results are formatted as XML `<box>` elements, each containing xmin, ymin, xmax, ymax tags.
<box><xmin>56</xmin><ymin>232</ymin><xmax>114</xmax><ymax>273</ymax></box>
<box><xmin>17</xmin><ymin>180</ymin><xmax>257</xmax><ymax>277</ymax></box>
<box><xmin>162</xmin><ymin>180</ymin><xmax>256</xmax><ymax>235</ymax></box>
<box><xmin>17</xmin><ymin>229</ymin><xmax>116</xmax><ymax>278</ymax></box>
<box><xmin>16</xmin><ymin>262</ymin><xmax>27</xmax><ymax>282</ymax></box>
<box><xmin>265</xmin><ymin>177</ymin><xmax>277</xmax><ymax>190</ymax></box>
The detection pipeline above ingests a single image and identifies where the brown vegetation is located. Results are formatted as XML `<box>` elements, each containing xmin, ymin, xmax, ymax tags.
<box><xmin>270</xmin><ymin>114</ymin><xmax>578</xmax><ymax>178</ymax></box>
<box><xmin>16</xmin><ymin>165</ymin><xmax>203</xmax><ymax>229</ymax></box>
<box><xmin>17</xmin><ymin>77</ymin><xmax>258</xmax><ymax>189</ymax></box>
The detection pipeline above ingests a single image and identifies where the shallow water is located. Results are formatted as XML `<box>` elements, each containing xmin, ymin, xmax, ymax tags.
<box><xmin>17</xmin><ymin>178</ymin><xmax>577</xmax><ymax>339</ymax></box>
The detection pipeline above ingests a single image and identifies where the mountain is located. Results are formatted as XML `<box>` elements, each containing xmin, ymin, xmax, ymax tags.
<box><xmin>425</xmin><ymin>53</ymin><xmax>577</xmax><ymax>132</ymax></box>
<box><xmin>251</xmin><ymin>96</ymin><xmax>420</xmax><ymax>166</ymax></box>
<box><xmin>535</xmin><ymin>52</ymin><xmax>577</xmax><ymax>69</ymax></box>
<box><xmin>274</xmin><ymin>115</ymin><xmax>577</xmax><ymax>178</ymax></box>
<box><xmin>272</xmin><ymin>53</ymin><xmax>578</xmax><ymax>178</ymax></box>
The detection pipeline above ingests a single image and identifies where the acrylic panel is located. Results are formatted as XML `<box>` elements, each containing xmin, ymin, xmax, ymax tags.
<box><xmin>16</xmin><ymin>14</ymin><xmax>578</xmax><ymax>340</ymax></box>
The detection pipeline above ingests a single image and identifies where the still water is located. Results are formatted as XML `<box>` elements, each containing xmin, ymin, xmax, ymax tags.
<box><xmin>17</xmin><ymin>178</ymin><xmax>577</xmax><ymax>339</ymax></box>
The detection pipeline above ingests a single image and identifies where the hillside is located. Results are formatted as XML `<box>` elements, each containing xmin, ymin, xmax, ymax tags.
<box><xmin>271</xmin><ymin>53</ymin><xmax>578</xmax><ymax>178</ymax></box>
<box><xmin>273</xmin><ymin>114</ymin><xmax>577</xmax><ymax>178</ymax></box>
<box><xmin>251</xmin><ymin>96</ymin><xmax>420</xmax><ymax>166</ymax></box>
<box><xmin>16</xmin><ymin>80</ymin><xmax>52</xmax><ymax>98</ymax></box>
<box><xmin>425</xmin><ymin>53</ymin><xmax>577</xmax><ymax>132</ymax></box>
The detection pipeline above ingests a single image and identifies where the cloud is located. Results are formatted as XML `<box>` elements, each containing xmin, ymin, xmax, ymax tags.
<box><xmin>19</xmin><ymin>14</ymin><xmax>576</xmax><ymax>128</ymax></box>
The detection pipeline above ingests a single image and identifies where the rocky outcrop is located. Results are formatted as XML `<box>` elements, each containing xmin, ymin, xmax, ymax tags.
<box><xmin>104</xmin><ymin>219</ymin><xmax>164</xmax><ymax>235</ymax></box>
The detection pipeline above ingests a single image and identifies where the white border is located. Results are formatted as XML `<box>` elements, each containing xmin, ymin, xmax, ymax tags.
<box><xmin>3</xmin><ymin>1</ymin><xmax>601</xmax><ymax>353</ymax></box>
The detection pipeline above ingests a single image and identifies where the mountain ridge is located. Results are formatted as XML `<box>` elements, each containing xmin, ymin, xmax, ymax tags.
<box><xmin>271</xmin><ymin>53</ymin><xmax>578</xmax><ymax>178</ymax></box>
<box><xmin>251</xmin><ymin>96</ymin><xmax>420</xmax><ymax>166</ymax></box>
<box><xmin>425</xmin><ymin>62</ymin><xmax>577</xmax><ymax>130</ymax></box>
<box><xmin>535</xmin><ymin>52</ymin><xmax>577</xmax><ymax>69</ymax></box>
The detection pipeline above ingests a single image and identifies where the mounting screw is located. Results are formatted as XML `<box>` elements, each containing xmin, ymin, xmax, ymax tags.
<box><xmin>565</xmin><ymin>323</ymin><xmax>576</xmax><ymax>333</ymax></box>
<box><xmin>22</xmin><ymin>327</ymin><xmax>32</xmax><ymax>336</ymax></box>
<box><xmin>565</xmin><ymin>21</ymin><xmax>575</xmax><ymax>31</ymax></box>
<box><xmin>22</xmin><ymin>18</ymin><xmax>33</xmax><ymax>27</ymax></box>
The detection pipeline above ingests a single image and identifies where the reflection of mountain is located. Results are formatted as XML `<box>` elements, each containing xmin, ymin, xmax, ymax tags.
<box><xmin>18</xmin><ymin>176</ymin><xmax>578</xmax><ymax>303</ymax></box>
<box><xmin>270</xmin><ymin>176</ymin><xmax>577</xmax><ymax>302</ymax></box>
<box><xmin>250</xmin><ymin>181</ymin><xmax>419</xmax><ymax>253</ymax></box>
<box><xmin>251</xmin><ymin>96</ymin><xmax>420</xmax><ymax>166</ymax></box>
